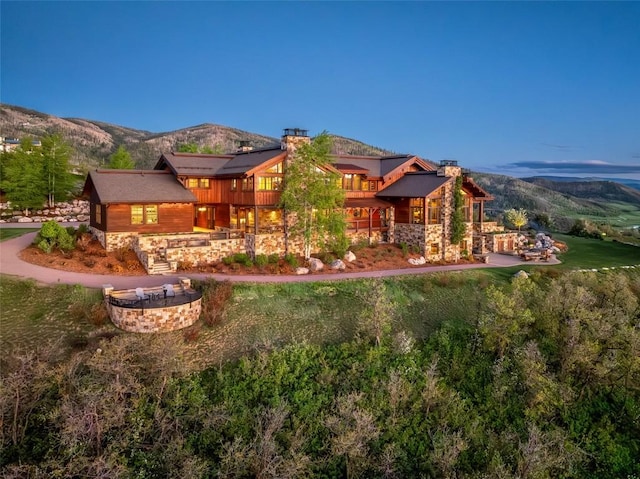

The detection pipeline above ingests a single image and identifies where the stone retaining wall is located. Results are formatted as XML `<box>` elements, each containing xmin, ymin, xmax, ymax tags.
<box><xmin>107</xmin><ymin>300</ymin><xmax>201</xmax><ymax>333</ymax></box>
<box><xmin>165</xmin><ymin>238</ymin><xmax>246</xmax><ymax>266</ymax></box>
<box><xmin>103</xmin><ymin>279</ymin><xmax>201</xmax><ymax>333</ymax></box>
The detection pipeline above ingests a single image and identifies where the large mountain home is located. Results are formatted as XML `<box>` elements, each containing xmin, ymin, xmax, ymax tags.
<box><xmin>83</xmin><ymin>129</ymin><xmax>516</xmax><ymax>274</ymax></box>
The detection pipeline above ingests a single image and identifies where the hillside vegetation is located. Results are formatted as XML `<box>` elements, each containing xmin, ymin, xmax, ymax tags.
<box><xmin>473</xmin><ymin>172</ymin><xmax>640</xmax><ymax>230</ymax></box>
<box><xmin>1</xmin><ymin>268</ymin><xmax>639</xmax><ymax>478</ymax></box>
<box><xmin>0</xmin><ymin>104</ymin><xmax>394</xmax><ymax>170</ymax></box>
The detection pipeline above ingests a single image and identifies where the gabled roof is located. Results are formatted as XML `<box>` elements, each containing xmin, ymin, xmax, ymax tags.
<box><xmin>219</xmin><ymin>147</ymin><xmax>286</xmax><ymax>176</ymax></box>
<box><xmin>156</xmin><ymin>147</ymin><xmax>287</xmax><ymax>178</ymax></box>
<box><xmin>83</xmin><ymin>170</ymin><xmax>197</xmax><ymax>204</ymax></box>
<box><xmin>463</xmin><ymin>176</ymin><xmax>494</xmax><ymax>200</ymax></box>
<box><xmin>331</xmin><ymin>154</ymin><xmax>433</xmax><ymax>179</ymax></box>
<box><xmin>380</xmin><ymin>155</ymin><xmax>435</xmax><ymax>179</ymax></box>
<box><xmin>376</xmin><ymin>171</ymin><xmax>451</xmax><ymax>198</ymax></box>
<box><xmin>155</xmin><ymin>152</ymin><xmax>234</xmax><ymax>176</ymax></box>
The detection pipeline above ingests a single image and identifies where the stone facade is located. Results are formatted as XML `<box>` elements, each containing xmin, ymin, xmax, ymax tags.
<box><xmin>90</xmin><ymin>228</ymin><xmax>139</xmax><ymax>251</ymax></box>
<box><xmin>395</xmin><ymin>223</ymin><xmax>428</xmax><ymax>256</ymax></box>
<box><xmin>346</xmin><ymin>230</ymin><xmax>385</xmax><ymax>245</ymax></box>
<box><xmin>249</xmin><ymin>233</ymin><xmax>288</xmax><ymax>258</ymax></box>
<box><xmin>484</xmin><ymin>232</ymin><xmax>520</xmax><ymax>253</ymax></box>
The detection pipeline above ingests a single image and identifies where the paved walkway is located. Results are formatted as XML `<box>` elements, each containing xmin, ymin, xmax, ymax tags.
<box><xmin>0</xmin><ymin>229</ymin><xmax>558</xmax><ymax>289</ymax></box>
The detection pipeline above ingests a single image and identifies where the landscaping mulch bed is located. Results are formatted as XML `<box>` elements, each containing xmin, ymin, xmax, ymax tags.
<box><xmin>19</xmin><ymin>240</ymin><xmax>477</xmax><ymax>276</ymax></box>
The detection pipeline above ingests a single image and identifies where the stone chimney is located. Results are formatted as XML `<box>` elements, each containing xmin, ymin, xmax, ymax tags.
<box><xmin>437</xmin><ymin>159</ymin><xmax>462</xmax><ymax>177</ymax></box>
<box><xmin>280</xmin><ymin>128</ymin><xmax>311</xmax><ymax>154</ymax></box>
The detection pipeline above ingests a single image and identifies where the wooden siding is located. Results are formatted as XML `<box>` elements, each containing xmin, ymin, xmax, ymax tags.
<box><xmin>394</xmin><ymin>198</ymin><xmax>411</xmax><ymax>223</ymax></box>
<box><xmin>214</xmin><ymin>204</ymin><xmax>231</xmax><ymax>228</ymax></box>
<box><xmin>185</xmin><ymin>177</ymin><xmax>282</xmax><ymax>206</ymax></box>
<box><xmin>104</xmin><ymin>203</ymin><xmax>194</xmax><ymax>234</ymax></box>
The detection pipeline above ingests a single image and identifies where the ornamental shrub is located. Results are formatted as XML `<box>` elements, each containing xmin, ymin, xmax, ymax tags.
<box><xmin>255</xmin><ymin>254</ymin><xmax>269</xmax><ymax>268</ymax></box>
<box><xmin>34</xmin><ymin>220</ymin><xmax>75</xmax><ymax>253</ymax></box>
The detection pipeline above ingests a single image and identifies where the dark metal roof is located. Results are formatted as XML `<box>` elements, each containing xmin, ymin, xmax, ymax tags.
<box><xmin>334</xmin><ymin>163</ymin><xmax>371</xmax><ymax>174</ymax></box>
<box><xmin>85</xmin><ymin>170</ymin><xmax>197</xmax><ymax>204</ymax></box>
<box><xmin>156</xmin><ymin>147</ymin><xmax>285</xmax><ymax>177</ymax></box>
<box><xmin>219</xmin><ymin>147</ymin><xmax>285</xmax><ymax>175</ymax></box>
<box><xmin>156</xmin><ymin>152</ymin><xmax>234</xmax><ymax>176</ymax></box>
<box><xmin>376</xmin><ymin>171</ymin><xmax>451</xmax><ymax>198</ymax></box>
<box><xmin>379</xmin><ymin>155</ymin><xmax>420</xmax><ymax>177</ymax></box>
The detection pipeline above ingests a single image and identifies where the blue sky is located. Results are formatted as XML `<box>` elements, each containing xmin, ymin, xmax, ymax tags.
<box><xmin>2</xmin><ymin>1</ymin><xmax>639</xmax><ymax>179</ymax></box>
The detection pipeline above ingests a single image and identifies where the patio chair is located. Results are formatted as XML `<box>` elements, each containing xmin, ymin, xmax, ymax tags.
<box><xmin>135</xmin><ymin>287</ymin><xmax>149</xmax><ymax>302</ymax></box>
<box><xmin>162</xmin><ymin>284</ymin><xmax>176</xmax><ymax>298</ymax></box>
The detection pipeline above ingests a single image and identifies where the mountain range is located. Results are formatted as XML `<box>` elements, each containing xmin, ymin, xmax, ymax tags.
<box><xmin>1</xmin><ymin>103</ymin><xmax>638</xmax><ymax>230</ymax></box>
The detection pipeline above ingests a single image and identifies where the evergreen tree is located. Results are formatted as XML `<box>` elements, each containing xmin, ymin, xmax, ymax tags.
<box><xmin>1</xmin><ymin>134</ymin><xmax>76</xmax><ymax>212</ymax></box>
<box><xmin>107</xmin><ymin>145</ymin><xmax>135</xmax><ymax>169</ymax></box>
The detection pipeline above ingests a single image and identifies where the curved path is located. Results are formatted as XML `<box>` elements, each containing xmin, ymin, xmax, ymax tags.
<box><xmin>0</xmin><ymin>229</ymin><xmax>554</xmax><ymax>289</ymax></box>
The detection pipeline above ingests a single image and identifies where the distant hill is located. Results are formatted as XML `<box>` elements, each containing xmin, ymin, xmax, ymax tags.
<box><xmin>522</xmin><ymin>177</ymin><xmax>640</xmax><ymax>204</ymax></box>
<box><xmin>0</xmin><ymin>104</ymin><xmax>394</xmax><ymax>170</ymax></box>
<box><xmin>3</xmin><ymin>103</ymin><xmax>638</xmax><ymax>231</ymax></box>
<box><xmin>523</xmin><ymin>175</ymin><xmax>640</xmax><ymax>192</ymax></box>
<box><xmin>472</xmin><ymin>172</ymin><xmax>640</xmax><ymax>230</ymax></box>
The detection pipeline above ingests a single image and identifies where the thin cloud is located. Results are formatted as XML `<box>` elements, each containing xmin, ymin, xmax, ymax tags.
<box><xmin>505</xmin><ymin>160</ymin><xmax>640</xmax><ymax>175</ymax></box>
<box><xmin>540</xmin><ymin>143</ymin><xmax>579</xmax><ymax>151</ymax></box>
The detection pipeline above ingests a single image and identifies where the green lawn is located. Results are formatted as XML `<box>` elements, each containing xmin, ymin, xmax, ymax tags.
<box><xmin>2</xmin><ymin>233</ymin><xmax>638</xmax><ymax>365</ymax></box>
<box><xmin>552</xmin><ymin>233</ymin><xmax>639</xmax><ymax>269</ymax></box>
<box><xmin>0</xmin><ymin>227</ymin><xmax>38</xmax><ymax>241</ymax></box>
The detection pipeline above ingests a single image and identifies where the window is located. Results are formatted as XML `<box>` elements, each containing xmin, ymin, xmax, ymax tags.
<box><xmin>187</xmin><ymin>178</ymin><xmax>209</xmax><ymax>188</ymax></box>
<box><xmin>131</xmin><ymin>205</ymin><xmax>144</xmax><ymax>225</ymax></box>
<box><xmin>95</xmin><ymin>204</ymin><xmax>102</xmax><ymax>225</ymax></box>
<box><xmin>342</xmin><ymin>174</ymin><xmax>362</xmax><ymax>191</ymax></box>
<box><xmin>131</xmin><ymin>205</ymin><xmax>158</xmax><ymax>225</ymax></box>
<box><xmin>265</xmin><ymin>162</ymin><xmax>283</xmax><ymax>173</ymax></box>
<box><xmin>242</xmin><ymin>177</ymin><xmax>254</xmax><ymax>191</ymax></box>
<box><xmin>145</xmin><ymin>205</ymin><xmax>158</xmax><ymax>224</ymax></box>
<box><xmin>427</xmin><ymin>198</ymin><xmax>442</xmax><ymax>224</ymax></box>
<box><xmin>231</xmin><ymin>179</ymin><xmax>237</xmax><ymax>191</ymax></box>
<box><xmin>410</xmin><ymin>198</ymin><xmax>424</xmax><ymax>224</ymax></box>
<box><xmin>258</xmin><ymin>176</ymin><xmax>282</xmax><ymax>191</ymax></box>
<box><xmin>462</xmin><ymin>194</ymin><xmax>471</xmax><ymax>221</ymax></box>
<box><xmin>430</xmin><ymin>243</ymin><xmax>440</xmax><ymax>254</ymax></box>
<box><xmin>368</xmin><ymin>181</ymin><xmax>377</xmax><ymax>191</ymax></box>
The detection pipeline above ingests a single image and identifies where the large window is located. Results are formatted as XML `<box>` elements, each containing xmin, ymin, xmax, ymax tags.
<box><xmin>462</xmin><ymin>194</ymin><xmax>471</xmax><ymax>221</ymax></box>
<box><xmin>343</xmin><ymin>174</ymin><xmax>370</xmax><ymax>191</ymax></box>
<box><xmin>258</xmin><ymin>176</ymin><xmax>282</xmax><ymax>191</ymax></box>
<box><xmin>427</xmin><ymin>198</ymin><xmax>442</xmax><ymax>224</ymax></box>
<box><xmin>264</xmin><ymin>162</ymin><xmax>283</xmax><ymax>173</ymax></box>
<box><xmin>410</xmin><ymin>198</ymin><xmax>424</xmax><ymax>224</ymax></box>
<box><xmin>131</xmin><ymin>205</ymin><xmax>158</xmax><ymax>225</ymax></box>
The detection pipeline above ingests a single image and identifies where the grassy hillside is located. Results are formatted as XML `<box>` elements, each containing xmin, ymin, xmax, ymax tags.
<box><xmin>523</xmin><ymin>177</ymin><xmax>640</xmax><ymax>204</ymax></box>
<box><xmin>2</xmin><ymin>248</ymin><xmax>639</xmax><ymax>477</ymax></box>
<box><xmin>473</xmin><ymin>172</ymin><xmax>640</xmax><ymax>230</ymax></box>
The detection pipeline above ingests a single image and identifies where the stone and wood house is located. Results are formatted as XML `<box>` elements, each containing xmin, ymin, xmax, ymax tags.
<box><xmin>82</xmin><ymin>129</ymin><xmax>517</xmax><ymax>274</ymax></box>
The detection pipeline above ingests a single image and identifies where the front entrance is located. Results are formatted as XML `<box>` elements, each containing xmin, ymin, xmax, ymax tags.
<box><xmin>195</xmin><ymin>206</ymin><xmax>215</xmax><ymax>229</ymax></box>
